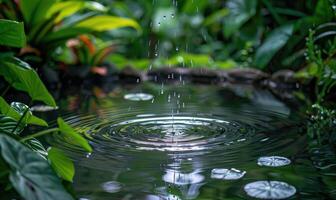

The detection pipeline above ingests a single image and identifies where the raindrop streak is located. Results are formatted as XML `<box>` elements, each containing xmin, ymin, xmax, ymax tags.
<box><xmin>257</xmin><ymin>156</ymin><xmax>291</xmax><ymax>167</ymax></box>
<box><xmin>244</xmin><ymin>181</ymin><xmax>296</xmax><ymax>199</ymax></box>
<box><xmin>211</xmin><ymin>168</ymin><xmax>246</xmax><ymax>180</ymax></box>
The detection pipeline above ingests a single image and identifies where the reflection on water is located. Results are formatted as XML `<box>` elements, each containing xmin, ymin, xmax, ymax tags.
<box><xmin>49</xmin><ymin>83</ymin><xmax>324</xmax><ymax>199</ymax></box>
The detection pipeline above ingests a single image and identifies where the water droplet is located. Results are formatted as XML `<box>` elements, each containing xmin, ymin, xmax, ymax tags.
<box><xmin>176</xmin><ymin>46</ymin><xmax>179</xmax><ymax>51</ymax></box>
<box><xmin>244</xmin><ymin>181</ymin><xmax>296</xmax><ymax>199</ymax></box>
<box><xmin>171</xmin><ymin>13</ymin><xmax>175</xmax><ymax>18</ymax></box>
<box><xmin>163</xmin><ymin>15</ymin><xmax>167</xmax><ymax>20</ymax></box>
<box><xmin>211</xmin><ymin>168</ymin><xmax>246</xmax><ymax>180</ymax></box>
<box><xmin>257</xmin><ymin>156</ymin><xmax>291</xmax><ymax>167</ymax></box>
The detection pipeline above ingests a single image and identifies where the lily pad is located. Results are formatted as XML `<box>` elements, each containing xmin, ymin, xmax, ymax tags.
<box><xmin>211</xmin><ymin>168</ymin><xmax>246</xmax><ymax>180</ymax></box>
<box><xmin>244</xmin><ymin>181</ymin><xmax>296</xmax><ymax>199</ymax></box>
<box><xmin>257</xmin><ymin>156</ymin><xmax>291</xmax><ymax>167</ymax></box>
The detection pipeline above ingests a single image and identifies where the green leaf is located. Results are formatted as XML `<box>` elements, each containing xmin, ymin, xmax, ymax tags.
<box><xmin>11</xmin><ymin>102</ymin><xmax>48</xmax><ymax>127</ymax></box>
<box><xmin>43</xmin><ymin>15</ymin><xmax>140</xmax><ymax>44</ymax></box>
<box><xmin>0</xmin><ymin>97</ymin><xmax>48</xmax><ymax>127</ymax></box>
<box><xmin>19</xmin><ymin>0</ymin><xmax>56</xmax><ymax>26</ymax></box>
<box><xmin>254</xmin><ymin>24</ymin><xmax>294</xmax><ymax>68</ymax></box>
<box><xmin>0</xmin><ymin>97</ymin><xmax>21</xmax><ymax>120</ymax></box>
<box><xmin>0</xmin><ymin>57</ymin><xmax>56</xmax><ymax>107</ymax></box>
<box><xmin>223</xmin><ymin>0</ymin><xmax>257</xmax><ymax>37</ymax></box>
<box><xmin>25</xmin><ymin>139</ymin><xmax>48</xmax><ymax>158</ymax></box>
<box><xmin>74</xmin><ymin>15</ymin><xmax>141</xmax><ymax>31</ymax></box>
<box><xmin>0</xmin><ymin>135</ymin><xmax>73</xmax><ymax>200</ymax></box>
<box><xmin>48</xmin><ymin>147</ymin><xmax>74</xmax><ymax>182</ymax></box>
<box><xmin>57</xmin><ymin>118</ymin><xmax>92</xmax><ymax>152</ymax></box>
<box><xmin>47</xmin><ymin>1</ymin><xmax>106</xmax><ymax>23</ymax></box>
<box><xmin>0</xmin><ymin>114</ymin><xmax>23</xmax><ymax>135</ymax></box>
<box><xmin>0</xmin><ymin>19</ymin><xmax>26</xmax><ymax>48</ymax></box>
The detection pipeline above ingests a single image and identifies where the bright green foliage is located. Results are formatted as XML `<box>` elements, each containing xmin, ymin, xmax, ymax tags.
<box><xmin>0</xmin><ymin>97</ymin><xmax>48</xmax><ymax>127</ymax></box>
<box><xmin>0</xmin><ymin>135</ymin><xmax>73</xmax><ymax>200</ymax></box>
<box><xmin>48</xmin><ymin>147</ymin><xmax>75</xmax><ymax>182</ymax></box>
<box><xmin>0</xmin><ymin>57</ymin><xmax>56</xmax><ymax>107</ymax></box>
<box><xmin>20</xmin><ymin>0</ymin><xmax>56</xmax><ymax>26</ymax></box>
<box><xmin>0</xmin><ymin>19</ymin><xmax>26</xmax><ymax>47</ymax></box>
<box><xmin>58</xmin><ymin>118</ymin><xmax>92</xmax><ymax>153</ymax></box>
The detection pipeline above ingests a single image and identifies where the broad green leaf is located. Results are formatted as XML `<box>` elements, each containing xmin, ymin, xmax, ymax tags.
<box><xmin>57</xmin><ymin>118</ymin><xmax>92</xmax><ymax>152</ymax></box>
<box><xmin>0</xmin><ymin>97</ymin><xmax>21</xmax><ymax>120</ymax></box>
<box><xmin>254</xmin><ymin>24</ymin><xmax>294</xmax><ymax>69</ymax></box>
<box><xmin>43</xmin><ymin>15</ymin><xmax>140</xmax><ymax>44</ymax></box>
<box><xmin>11</xmin><ymin>102</ymin><xmax>48</xmax><ymax>127</ymax></box>
<box><xmin>47</xmin><ymin>1</ymin><xmax>106</xmax><ymax>23</ymax></box>
<box><xmin>0</xmin><ymin>115</ymin><xmax>23</xmax><ymax>135</ymax></box>
<box><xmin>0</xmin><ymin>19</ymin><xmax>26</xmax><ymax>48</ymax></box>
<box><xmin>74</xmin><ymin>15</ymin><xmax>140</xmax><ymax>31</ymax></box>
<box><xmin>25</xmin><ymin>139</ymin><xmax>48</xmax><ymax>158</ymax></box>
<box><xmin>0</xmin><ymin>97</ymin><xmax>48</xmax><ymax>127</ymax></box>
<box><xmin>19</xmin><ymin>0</ymin><xmax>56</xmax><ymax>26</ymax></box>
<box><xmin>0</xmin><ymin>57</ymin><xmax>56</xmax><ymax>107</ymax></box>
<box><xmin>48</xmin><ymin>147</ymin><xmax>74</xmax><ymax>182</ymax></box>
<box><xmin>223</xmin><ymin>0</ymin><xmax>257</xmax><ymax>37</ymax></box>
<box><xmin>0</xmin><ymin>135</ymin><xmax>73</xmax><ymax>200</ymax></box>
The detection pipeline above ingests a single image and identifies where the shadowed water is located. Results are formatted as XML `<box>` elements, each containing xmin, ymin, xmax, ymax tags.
<box><xmin>48</xmin><ymin>83</ymin><xmax>324</xmax><ymax>200</ymax></box>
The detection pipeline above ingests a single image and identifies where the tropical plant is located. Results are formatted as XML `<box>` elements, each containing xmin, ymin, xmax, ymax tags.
<box><xmin>0</xmin><ymin>19</ymin><xmax>91</xmax><ymax>199</ymax></box>
<box><xmin>0</xmin><ymin>0</ymin><xmax>140</xmax><ymax>75</ymax></box>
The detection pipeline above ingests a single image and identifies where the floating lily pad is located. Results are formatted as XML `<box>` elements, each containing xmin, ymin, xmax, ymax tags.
<box><xmin>244</xmin><ymin>181</ymin><xmax>296</xmax><ymax>199</ymax></box>
<box><xmin>211</xmin><ymin>168</ymin><xmax>246</xmax><ymax>180</ymax></box>
<box><xmin>124</xmin><ymin>93</ymin><xmax>153</xmax><ymax>101</ymax></box>
<box><xmin>257</xmin><ymin>156</ymin><xmax>291</xmax><ymax>167</ymax></box>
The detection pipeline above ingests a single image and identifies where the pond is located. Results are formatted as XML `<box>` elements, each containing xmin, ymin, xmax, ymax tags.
<box><xmin>48</xmin><ymin>82</ymin><xmax>323</xmax><ymax>200</ymax></box>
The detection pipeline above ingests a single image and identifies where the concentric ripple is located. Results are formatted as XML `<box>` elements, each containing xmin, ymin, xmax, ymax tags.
<box><xmin>48</xmin><ymin>84</ymin><xmax>314</xmax><ymax>199</ymax></box>
<box><xmin>93</xmin><ymin>115</ymin><xmax>254</xmax><ymax>152</ymax></box>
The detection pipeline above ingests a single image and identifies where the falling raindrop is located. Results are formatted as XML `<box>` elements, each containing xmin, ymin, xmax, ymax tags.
<box><xmin>257</xmin><ymin>156</ymin><xmax>291</xmax><ymax>167</ymax></box>
<box><xmin>244</xmin><ymin>181</ymin><xmax>296</xmax><ymax>199</ymax></box>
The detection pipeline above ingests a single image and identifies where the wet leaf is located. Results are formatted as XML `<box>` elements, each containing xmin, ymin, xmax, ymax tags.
<box><xmin>57</xmin><ymin>118</ymin><xmax>92</xmax><ymax>152</ymax></box>
<box><xmin>25</xmin><ymin>139</ymin><xmax>48</xmax><ymax>158</ymax></box>
<box><xmin>0</xmin><ymin>19</ymin><xmax>26</xmax><ymax>48</ymax></box>
<box><xmin>223</xmin><ymin>0</ymin><xmax>257</xmax><ymax>37</ymax></box>
<box><xmin>0</xmin><ymin>57</ymin><xmax>56</xmax><ymax>107</ymax></box>
<box><xmin>254</xmin><ymin>24</ymin><xmax>294</xmax><ymax>68</ymax></box>
<box><xmin>0</xmin><ymin>115</ymin><xmax>23</xmax><ymax>136</ymax></box>
<box><xmin>0</xmin><ymin>97</ymin><xmax>48</xmax><ymax>127</ymax></box>
<box><xmin>0</xmin><ymin>135</ymin><xmax>73</xmax><ymax>200</ymax></box>
<box><xmin>48</xmin><ymin>147</ymin><xmax>74</xmax><ymax>182</ymax></box>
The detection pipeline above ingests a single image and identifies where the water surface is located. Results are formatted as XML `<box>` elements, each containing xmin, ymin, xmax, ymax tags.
<box><xmin>50</xmin><ymin>83</ymin><xmax>323</xmax><ymax>200</ymax></box>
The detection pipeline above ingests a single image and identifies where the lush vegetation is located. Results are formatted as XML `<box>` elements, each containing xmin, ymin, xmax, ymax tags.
<box><xmin>0</xmin><ymin>0</ymin><xmax>335</xmax><ymax>199</ymax></box>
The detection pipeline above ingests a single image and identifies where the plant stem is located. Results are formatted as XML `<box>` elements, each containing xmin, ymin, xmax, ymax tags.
<box><xmin>11</xmin><ymin>107</ymin><xmax>30</xmax><ymax>134</ymax></box>
<box><xmin>20</xmin><ymin>128</ymin><xmax>59</xmax><ymax>142</ymax></box>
